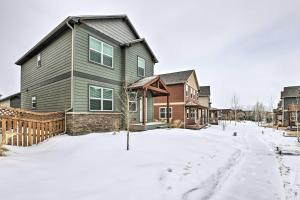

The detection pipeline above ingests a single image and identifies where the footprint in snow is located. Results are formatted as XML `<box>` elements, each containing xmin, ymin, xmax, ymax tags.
<box><xmin>167</xmin><ymin>168</ymin><xmax>173</xmax><ymax>173</ymax></box>
<box><xmin>183</xmin><ymin>172</ymin><xmax>191</xmax><ymax>176</ymax></box>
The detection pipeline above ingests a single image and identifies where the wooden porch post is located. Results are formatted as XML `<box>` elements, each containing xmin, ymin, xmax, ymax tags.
<box><xmin>143</xmin><ymin>89</ymin><xmax>147</xmax><ymax>126</ymax></box>
<box><xmin>167</xmin><ymin>94</ymin><xmax>170</xmax><ymax>124</ymax></box>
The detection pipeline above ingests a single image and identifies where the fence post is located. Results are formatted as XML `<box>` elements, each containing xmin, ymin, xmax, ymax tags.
<box><xmin>1</xmin><ymin>117</ymin><xmax>7</xmax><ymax>145</ymax></box>
<box><xmin>41</xmin><ymin>123</ymin><xmax>45</xmax><ymax>142</ymax></box>
<box><xmin>18</xmin><ymin>120</ymin><xmax>23</xmax><ymax>146</ymax></box>
<box><xmin>36</xmin><ymin>122</ymin><xmax>41</xmax><ymax>144</ymax></box>
<box><xmin>23</xmin><ymin>121</ymin><xmax>28</xmax><ymax>147</ymax></box>
<box><xmin>28</xmin><ymin>121</ymin><xmax>33</xmax><ymax>146</ymax></box>
<box><xmin>13</xmin><ymin>118</ymin><xmax>18</xmax><ymax>146</ymax></box>
<box><xmin>32</xmin><ymin>122</ymin><xmax>37</xmax><ymax>145</ymax></box>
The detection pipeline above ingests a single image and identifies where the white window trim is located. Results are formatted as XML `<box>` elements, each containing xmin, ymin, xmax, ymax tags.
<box><xmin>89</xmin><ymin>85</ymin><xmax>114</xmax><ymax>111</ymax></box>
<box><xmin>32</xmin><ymin>96</ymin><xmax>37</xmax><ymax>109</ymax></box>
<box><xmin>89</xmin><ymin>36</ymin><xmax>114</xmax><ymax>68</ymax></box>
<box><xmin>37</xmin><ymin>53</ymin><xmax>41</xmax><ymax>67</ymax></box>
<box><xmin>159</xmin><ymin>107</ymin><xmax>172</xmax><ymax>119</ymax></box>
<box><xmin>137</xmin><ymin>56</ymin><xmax>146</xmax><ymax>77</ymax></box>
<box><xmin>129</xmin><ymin>92</ymin><xmax>137</xmax><ymax>112</ymax></box>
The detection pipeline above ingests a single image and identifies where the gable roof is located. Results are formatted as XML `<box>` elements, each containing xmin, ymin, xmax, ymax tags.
<box><xmin>199</xmin><ymin>86</ymin><xmax>210</xmax><ymax>97</ymax></box>
<box><xmin>15</xmin><ymin>15</ymin><xmax>158</xmax><ymax>65</ymax></box>
<box><xmin>120</xmin><ymin>38</ymin><xmax>158</xmax><ymax>63</ymax></box>
<box><xmin>0</xmin><ymin>92</ymin><xmax>21</xmax><ymax>102</ymax></box>
<box><xmin>282</xmin><ymin>86</ymin><xmax>300</xmax><ymax>98</ymax></box>
<box><xmin>128</xmin><ymin>75</ymin><xmax>158</xmax><ymax>89</ymax></box>
<box><xmin>159</xmin><ymin>70</ymin><xmax>195</xmax><ymax>85</ymax></box>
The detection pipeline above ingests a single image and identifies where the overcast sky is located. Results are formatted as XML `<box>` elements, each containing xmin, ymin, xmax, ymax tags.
<box><xmin>0</xmin><ymin>0</ymin><xmax>299</xmax><ymax>109</ymax></box>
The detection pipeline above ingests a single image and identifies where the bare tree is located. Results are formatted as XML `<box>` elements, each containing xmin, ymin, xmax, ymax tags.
<box><xmin>253</xmin><ymin>102</ymin><xmax>265</xmax><ymax>126</ymax></box>
<box><xmin>116</xmin><ymin>84</ymin><xmax>137</xmax><ymax>151</ymax></box>
<box><xmin>268</xmin><ymin>96</ymin><xmax>275</xmax><ymax>129</ymax></box>
<box><xmin>231</xmin><ymin>93</ymin><xmax>239</xmax><ymax>126</ymax></box>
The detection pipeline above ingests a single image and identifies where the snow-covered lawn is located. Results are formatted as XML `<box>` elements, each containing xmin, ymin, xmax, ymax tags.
<box><xmin>0</xmin><ymin>122</ymin><xmax>299</xmax><ymax>200</ymax></box>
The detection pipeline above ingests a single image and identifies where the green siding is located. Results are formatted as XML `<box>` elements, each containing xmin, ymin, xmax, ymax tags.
<box><xmin>84</xmin><ymin>19</ymin><xmax>137</xmax><ymax>43</ymax></box>
<box><xmin>125</xmin><ymin>42</ymin><xmax>154</xmax><ymax>84</ymax></box>
<box><xmin>73</xmin><ymin>76</ymin><xmax>121</xmax><ymax>112</ymax></box>
<box><xmin>73</xmin><ymin>24</ymin><xmax>155</xmax><ymax>121</ymax></box>
<box><xmin>21</xmin><ymin>29</ymin><xmax>72</xmax><ymax>112</ymax></box>
<box><xmin>21</xmin><ymin>78</ymin><xmax>71</xmax><ymax>112</ymax></box>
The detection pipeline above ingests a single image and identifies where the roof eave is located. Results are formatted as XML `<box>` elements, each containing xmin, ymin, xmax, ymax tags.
<box><xmin>15</xmin><ymin>17</ymin><xmax>75</xmax><ymax>65</ymax></box>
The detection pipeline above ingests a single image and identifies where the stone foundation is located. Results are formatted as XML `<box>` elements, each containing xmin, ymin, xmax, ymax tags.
<box><xmin>66</xmin><ymin>112</ymin><xmax>122</xmax><ymax>135</ymax></box>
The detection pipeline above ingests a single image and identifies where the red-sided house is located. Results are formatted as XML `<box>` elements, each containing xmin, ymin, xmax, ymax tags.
<box><xmin>154</xmin><ymin>70</ymin><xmax>209</xmax><ymax>129</ymax></box>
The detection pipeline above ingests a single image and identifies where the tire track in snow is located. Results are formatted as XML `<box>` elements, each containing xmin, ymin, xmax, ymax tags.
<box><xmin>182</xmin><ymin>148</ymin><xmax>243</xmax><ymax>200</ymax></box>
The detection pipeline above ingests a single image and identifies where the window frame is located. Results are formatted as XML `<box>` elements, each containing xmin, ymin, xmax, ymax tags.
<box><xmin>137</xmin><ymin>56</ymin><xmax>146</xmax><ymax>77</ymax></box>
<box><xmin>89</xmin><ymin>85</ymin><xmax>114</xmax><ymax>112</ymax></box>
<box><xmin>88</xmin><ymin>36</ymin><xmax>114</xmax><ymax>68</ymax></box>
<box><xmin>128</xmin><ymin>92</ymin><xmax>137</xmax><ymax>112</ymax></box>
<box><xmin>37</xmin><ymin>53</ymin><xmax>41</xmax><ymax>68</ymax></box>
<box><xmin>159</xmin><ymin>107</ymin><xmax>172</xmax><ymax>119</ymax></box>
<box><xmin>31</xmin><ymin>96</ymin><xmax>37</xmax><ymax>109</ymax></box>
<box><xmin>185</xmin><ymin>84</ymin><xmax>189</xmax><ymax>96</ymax></box>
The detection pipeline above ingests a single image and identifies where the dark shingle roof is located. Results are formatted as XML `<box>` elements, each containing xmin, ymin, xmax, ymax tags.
<box><xmin>282</xmin><ymin>86</ymin><xmax>300</xmax><ymax>98</ymax></box>
<box><xmin>199</xmin><ymin>86</ymin><xmax>210</xmax><ymax>96</ymax></box>
<box><xmin>159</xmin><ymin>70</ymin><xmax>194</xmax><ymax>85</ymax></box>
<box><xmin>15</xmin><ymin>15</ymin><xmax>158</xmax><ymax>65</ymax></box>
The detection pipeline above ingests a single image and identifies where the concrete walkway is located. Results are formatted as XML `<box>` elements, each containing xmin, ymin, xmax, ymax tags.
<box><xmin>211</xmin><ymin>124</ymin><xmax>284</xmax><ymax>200</ymax></box>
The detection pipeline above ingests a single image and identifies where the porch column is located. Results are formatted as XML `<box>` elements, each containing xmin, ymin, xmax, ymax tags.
<box><xmin>167</xmin><ymin>94</ymin><xmax>170</xmax><ymax>124</ymax></box>
<box><xmin>143</xmin><ymin>89</ymin><xmax>147</xmax><ymax>126</ymax></box>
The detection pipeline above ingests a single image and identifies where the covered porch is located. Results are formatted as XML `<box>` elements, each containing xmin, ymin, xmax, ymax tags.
<box><xmin>185</xmin><ymin>101</ymin><xmax>209</xmax><ymax>130</ymax></box>
<box><xmin>288</xmin><ymin>104</ymin><xmax>300</xmax><ymax>129</ymax></box>
<box><xmin>128</xmin><ymin>76</ymin><xmax>170</xmax><ymax>131</ymax></box>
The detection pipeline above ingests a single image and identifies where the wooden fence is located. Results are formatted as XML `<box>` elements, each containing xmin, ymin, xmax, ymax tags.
<box><xmin>0</xmin><ymin>107</ymin><xmax>65</xmax><ymax>146</ymax></box>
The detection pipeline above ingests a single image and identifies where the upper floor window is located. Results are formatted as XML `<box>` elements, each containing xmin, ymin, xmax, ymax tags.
<box><xmin>190</xmin><ymin>88</ymin><xmax>193</xmax><ymax>98</ymax></box>
<box><xmin>89</xmin><ymin>36</ymin><xmax>113</xmax><ymax>68</ymax></box>
<box><xmin>32</xmin><ymin>96</ymin><xmax>37</xmax><ymax>109</ymax></box>
<box><xmin>37</xmin><ymin>54</ymin><xmax>41</xmax><ymax>68</ymax></box>
<box><xmin>89</xmin><ymin>85</ymin><xmax>113</xmax><ymax>111</ymax></box>
<box><xmin>137</xmin><ymin>57</ymin><xmax>145</xmax><ymax>77</ymax></box>
<box><xmin>186</xmin><ymin>85</ymin><xmax>189</xmax><ymax>96</ymax></box>
<box><xmin>129</xmin><ymin>92</ymin><xmax>137</xmax><ymax>112</ymax></box>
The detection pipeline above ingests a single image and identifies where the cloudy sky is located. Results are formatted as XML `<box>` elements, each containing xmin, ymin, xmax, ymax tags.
<box><xmin>0</xmin><ymin>0</ymin><xmax>299</xmax><ymax>109</ymax></box>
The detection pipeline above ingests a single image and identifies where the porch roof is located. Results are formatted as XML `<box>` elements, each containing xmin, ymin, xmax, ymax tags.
<box><xmin>185</xmin><ymin>100</ymin><xmax>208</xmax><ymax>109</ymax></box>
<box><xmin>127</xmin><ymin>75</ymin><xmax>170</xmax><ymax>97</ymax></box>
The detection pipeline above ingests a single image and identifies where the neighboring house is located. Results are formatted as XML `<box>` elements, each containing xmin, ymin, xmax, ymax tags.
<box><xmin>15</xmin><ymin>15</ymin><xmax>169</xmax><ymax>134</ymax></box>
<box><xmin>0</xmin><ymin>93</ymin><xmax>21</xmax><ymax>108</ymax></box>
<box><xmin>278</xmin><ymin>86</ymin><xmax>300</xmax><ymax>127</ymax></box>
<box><xmin>153</xmin><ymin>70</ymin><xmax>210</xmax><ymax>129</ymax></box>
<box><xmin>198</xmin><ymin>86</ymin><xmax>211</xmax><ymax>123</ymax></box>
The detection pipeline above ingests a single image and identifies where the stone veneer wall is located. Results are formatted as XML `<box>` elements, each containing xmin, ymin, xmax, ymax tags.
<box><xmin>66</xmin><ymin>112</ymin><xmax>122</xmax><ymax>135</ymax></box>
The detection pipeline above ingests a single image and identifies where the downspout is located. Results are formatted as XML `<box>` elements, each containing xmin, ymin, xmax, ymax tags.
<box><xmin>64</xmin><ymin>20</ymin><xmax>74</xmax><ymax>133</ymax></box>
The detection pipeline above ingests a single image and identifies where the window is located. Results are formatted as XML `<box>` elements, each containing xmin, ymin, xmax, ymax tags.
<box><xmin>37</xmin><ymin>54</ymin><xmax>41</xmax><ymax>67</ymax></box>
<box><xmin>190</xmin><ymin>108</ymin><xmax>196</xmax><ymax>118</ymax></box>
<box><xmin>32</xmin><ymin>96</ymin><xmax>37</xmax><ymax>109</ymax></box>
<box><xmin>186</xmin><ymin>85</ymin><xmax>189</xmax><ymax>96</ymax></box>
<box><xmin>190</xmin><ymin>88</ymin><xmax>193</xmax><ymax>98</ymax></box>
<box><xmin>137</xmin><ymin>57</ymin><xmax>145</xmax><ymax>77</ymax></box>
<box><xmin>89</xmin><ymin>86</ymin><xmax>113</xmax><ymax>111</ymax></box>
<box><xmin>129</xmin><ymin>92</ymin><xmax>137</xmax><ymax>112</ymax></box>
<box><xmin>186</xmin><ymin>108</ymin><xmax>189</xmax><ymax>118</ymax></box>
<box><xmin>160</xmin><ymin>107</ymin><xmax>172</xmax><ymax>119</ymax></box>
<box><xmin>89</xmin><ymin>36</ymin><xmax>113</xmax><ymax>68</ymax></box>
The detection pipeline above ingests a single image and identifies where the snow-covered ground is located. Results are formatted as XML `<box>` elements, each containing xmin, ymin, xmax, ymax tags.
<box><xmin>0</xmin><ymin>122</ymin><xmax>299</xmax><ymax>200</ymax></box>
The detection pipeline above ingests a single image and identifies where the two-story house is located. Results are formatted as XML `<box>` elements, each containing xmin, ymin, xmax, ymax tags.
<box><xmin>153</xmin><ymin>70</ymin><xmax>209</xmax><ymax>129</ymax></box>
<box><xmin>15</xmin><ymin>15</ymin><xmax>169</xmax><ymax>134</ymax></box>
<box><xmin>279</xmin><ymin>86</ymin><xmax>300</xmax><ymax>127</ymax></box>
